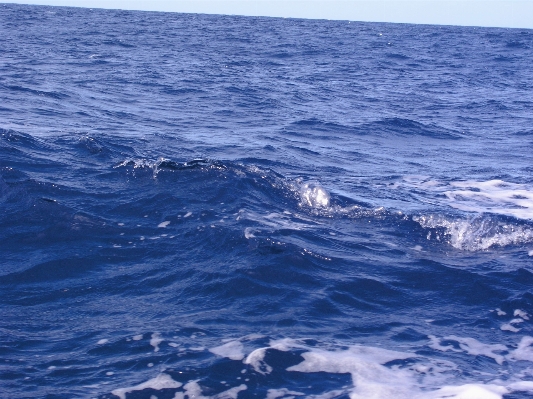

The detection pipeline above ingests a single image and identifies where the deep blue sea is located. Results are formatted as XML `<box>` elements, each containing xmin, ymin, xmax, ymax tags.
<box><xmin>2</xmin><ymin>3</ymin><xmax>533</xmax><ymax>399</ymax></box>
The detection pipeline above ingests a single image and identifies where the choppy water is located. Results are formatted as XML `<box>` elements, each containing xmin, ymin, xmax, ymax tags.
<box><xmin>2</xmin><ymin>3</ymin><xmax>533</xmax><ymax>399</ymax></box>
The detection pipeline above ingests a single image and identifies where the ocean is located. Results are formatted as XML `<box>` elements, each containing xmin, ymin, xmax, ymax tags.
<box><xmin>1</xmin><ymin>3</ymin><xmax>533</xmax><ymax>398</ymax></box>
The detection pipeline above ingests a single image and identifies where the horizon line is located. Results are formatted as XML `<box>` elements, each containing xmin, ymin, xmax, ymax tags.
<box><xmin>2</xmin><ymin>1</ymin><xmax>533</xmax><ymax>30</ymax></box>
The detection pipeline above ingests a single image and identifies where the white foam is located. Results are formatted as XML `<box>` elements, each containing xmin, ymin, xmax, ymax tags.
<box><xmin>423</xmin><ymin>384</ymin><xmax>508</xmax><ymax>399</ymax></box>
<box><xmin>287</xmin><ymin>345</ymin><xmax>416</xmax><ymax>399</ymax></box>
<box><xmin>413</xmin><ymin>213</ymin><xmax>533</xmax><ymax>250</ymax></box>
<box><xmin>508</xmin><ymin>380</ymin><xmax>533</xmax><ymax>392</ymax></box>
<box><xmin>398</xmin><ymin>178</ymin><xmax>533</xmax><ymax>221</ymax></box>
<box><xmin>307</xmin><ymin>389</ymin><xmax>350</xmax><ymax>399</ymax></box>
<box><xmin>97</xmin><ymin>339</ymin><xmax>109</xmax><ymax>345</ymax></box>
<box><xmin>501</xmin><ymin>324</ymin><xmax>521</xmax><ymax>333</ymax></box>
<box><xmin>300</xmin><ymin>182</ymin><xmax>330</xmax><ymax>208</ymax></box>
<box><xmin>514</xmin><ymin>309</ymin><xmax>530</xmax><ymax>320</ymax></box>
<box><xmin>214</xmin><ymin>383</ymin><xmax>247</xmax><ymax>398</ymax></box>
<box><xmin>428</xmin><ymin>335</ymin><xmax>456</xmax><ymax>352</ymax></box>
<box><xmin>173</xmin><ymin>380</ymin><xmax>246</xmax><ymax>399</ymax></box>
<box><xmin>431</xmin><ymin>333</ymin><xmax>533</xmax><ymax>367</ymax></box>
<box><xmin>244</xmin><ymin>347</ymin><xmax>272</xmax><ymax>374</ymax></box>
<box><xmin>244</xmin><ymin>227</ymin><xmax>255</xmax><ymax>239</ymax></box>
<box><xmin>244</xmin><ymin>338</ymin><xmax>426</xmax><ymax>399</ymax></box>
<box><xmin>244</xmin><ymin>339</ymin><xmax>300</xmax><ymax>374</ymax></box>
<box><xmin>158</xmin><ymin>221</ymin><xmax>170</xmax><ymax>228</ymax></box>
<box><xmin>132</xmin><ymin>334</ymin><xmax>143</xmax><ymax>341</ymax></box>
<box><xmin>151</xmin><ymin>333</ymin><xmax>163</xmax><ymax>352</ymax></box>
<box><xmin>242</xmin><ymin>337</ymin><xmax>533</xmax><ymax>399</ymax></box>
<box><xmin>111</xmin><ymin>335</ymin><xmax>533</xmax><ymax>399</ymax></box>
<box><xmin>266</xmin><ymin>388</ymin><xmax>304</xmax><ymax>399</ymax></box>
<box><xmin>241</xmin><ymin>333</ymin><xmax>265</xmax><ymax>341</ymax></box>
<box><xmin>444</xmin><ymin>180</ymin><xmax>533</xmax><ymax>220</ymax></box>
<box><xmin>184</xmin><ymin>212</ymin><xmax>192</xmax><ymax>218</ymax></box>
<box><xmin>510</xmin><ymin>336</ymin><xmax>533</xmax><ymax>362</ymax></box>
<box><xmin>111</xmin><ymin>373</ymin><xmax>182</xmax><ymax>399</ymax></box>
<box><xmin>209</xmin><ymin>340</ymin><xmax>245</xmax><ymax>361</ymax></box>
<box><xmin>428</xmin><ymin>335</ymin><xmax>507</xmax><ymax>365</ymax></box>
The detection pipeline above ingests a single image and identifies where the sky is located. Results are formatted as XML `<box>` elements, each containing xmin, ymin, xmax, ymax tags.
<box><xmin>2</xmin><ymin>0</ymin><xmax>533</xmax><ymax>29</ymax></box>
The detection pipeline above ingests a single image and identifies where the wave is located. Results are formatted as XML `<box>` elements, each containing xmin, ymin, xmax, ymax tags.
<box><xmin>4</xmin><ymin>135</ymin><xmax>533</xmax><ymax>254</ymax></box>
<box><xmin>3</xmin><ymin>5</ymin><xmax>533</xmax><ymax>399</ymax></box>
<box><xmin>393</xmin><ymin>177</ymin><xmax>533</xmax><ymax>250</ymax></box>
<box><xmin>506</xmin><ymin>40</ymin><xmax>530</xmax><ymax>49</ymax></box>
<box><xmin>102</xmin><ymin>39</ymin><xmax>135</xmax><ymax>48</ymax></box>
<box><xmin>1</xmin><ymin>128</ymin><xmax>42</xmax><ymax>148</ymax></box>
<box><xmin>364</xmin><ymin>118</ymin><xmax>463</xmax><ymax>140</ymax></box>
<box><xmin>385</xmin><ymin>52</ymin><xmax>410</xmax><ymax>59</ymax></box>
<box><xmin>113</xmin><ymin>158</ymin><xmax>533</xmax><ymax>252</ymax></box>
<box><xmin>396</xmin><ymin>177</ymin><xmax>533</xmax><ymax>221</ymax></box>
<box><xmin>284</xmin><ymin>118</ymin><xmax>463</xmax><ymax>140</ymax></box>
<box><xmin>0</xmin><ymin>84</ymin><xmax>69</xmax><ymax>100</ymax></box>
<box><xmin>413</xmin><ymin>213</ymin><xmax>533</xmax><ymax>251</ymax></box>
<box><xmin>114</xmin><ymin>157</ymin><xmax>219</xmax><ymax>176</ymax></box>
<box><xmin>514</xmin><ymin>129</ymin><xmax>533</xmax><ymax>136</ymax></box>
<box><xmin>114</xmin><ymin>156</ymin><xmax>380</xmax><ymax>217</ymax></box>
<box><xmin>105</xmin><ymin>335</ymin><xmax>533</xmax><ymax>399</ymax></box>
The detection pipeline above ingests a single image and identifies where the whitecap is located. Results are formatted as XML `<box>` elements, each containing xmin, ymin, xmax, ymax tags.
<box><xmin>428</xmin><ymin>335</ymin><xmax>507</xmax><ymax>365</ymax></box>
<box><xmin>150</xmin><ymin>332</ymin><xmax>163</xmax><ymax>352</ymax></box>
<box><xmin>299</xmin><ymin>181</ymin><xmax>331</xmax><ymax>208</ymax></box>
<box><xmin>397</xmin><ymin>177</ymin><xmax>533</xmax><ymax>221</ymax></box>
<box><xmin>111</xmin><ymin>373</ymin><xmax>182</xmax><ymax>399</ymax></box>
<box><xmin>239</xmin><ymin>337</ymin><xmax>533</xmax><ymax>399</ymax></box>
<box><xmin>444</xmin><ymin>180</ymin><xmax>533</xmax><ymax>220</ymax></box>
<box><xmin>413</xmin><ymin>213</ymin><xmax>533</xmax><ymax>250</ymax></box>
<box><xmin>209</xmin><ymin>340</ymin><xmax>245</xmax><ymax>361</ymax></box>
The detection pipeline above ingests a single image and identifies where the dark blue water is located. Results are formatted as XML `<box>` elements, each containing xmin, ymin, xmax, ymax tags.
<box><xmin>2</xmin><ymin>4</ymin><xmax>533</xmax><ymax>398</ymax></box>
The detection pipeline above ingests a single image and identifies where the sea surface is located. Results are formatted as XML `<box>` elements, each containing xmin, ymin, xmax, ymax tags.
<box><xmin>1</xmin><ymin>3</ymin><xmax>533</xmax><ymax>398</ymax></box>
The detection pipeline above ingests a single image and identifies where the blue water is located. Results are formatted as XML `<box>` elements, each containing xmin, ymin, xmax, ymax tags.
<box><xmin>2</xmin><ymin>4</ymin><xmax>533</xmax><ymax>399</ymax></box>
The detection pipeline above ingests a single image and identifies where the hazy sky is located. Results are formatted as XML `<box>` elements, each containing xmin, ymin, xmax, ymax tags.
<box><xmin>2</xmin><ymin>0</ymin><xmax>533</xmax><ymax>29</ymax></box>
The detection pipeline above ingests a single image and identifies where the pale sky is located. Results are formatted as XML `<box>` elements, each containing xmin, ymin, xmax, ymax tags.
<box><xmin>2</xmin><ymin>1</ymin><xmax>533</xmax><ymax>29</ymax></box>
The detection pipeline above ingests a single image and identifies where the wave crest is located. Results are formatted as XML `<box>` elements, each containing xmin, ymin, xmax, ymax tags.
<box><xmin>299</xmin><ymin>181</ymin><xmax>331</xmax><ymax>208</ymax></box>
<box><xmin>414</xmin><ymin>214</ymin><xmax>533</xmax><ymax>251</ymax></box>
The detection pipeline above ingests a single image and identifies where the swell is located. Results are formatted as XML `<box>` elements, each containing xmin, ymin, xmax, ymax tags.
<box><xmin>115</xmin><ymin>157</ymin><xmax>533</xmax><ymax>252</ymax></box>
<box><xmin>3</xmin><ymin>127</ymin><xmax>533</xmax><ymax>270</ymax></box>
<box><xmin>0</xmin><ymin>83</ymin><xmax>70</xmax><ymax>100</ymax></box>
